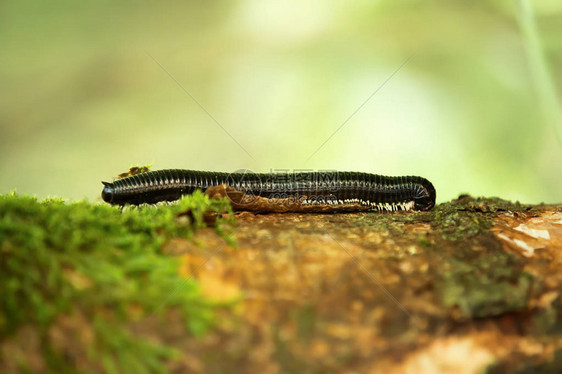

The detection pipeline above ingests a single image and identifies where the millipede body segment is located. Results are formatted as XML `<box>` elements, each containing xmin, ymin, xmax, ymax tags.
<box><xmin>101</xmin><ymin>169</ymin><xmax>436</xmax><ymax>211</ymax></box>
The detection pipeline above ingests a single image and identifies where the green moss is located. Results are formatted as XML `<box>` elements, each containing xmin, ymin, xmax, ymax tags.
<box><xmin>432</xmin><ymin>203</ymin><xmax>492</xmax><ymax>241</ymax></box>
<box><xmin>291</xmin><ymin>303</ymin><xmax>317</xmax><ymax>345</ymax></box>
<box><xmin>436</xmin><ymin>248</ymin><xmax>534</xmax><ymax>318</ymax></box>
<box><xmin>349</xmin><ymin>197</ymin><xmax>537</xmax><ymax>321</ymax></box>
<box><xmin>0</xmin><ymin>191</ymin><xmax>235</xmax><ymax>373</ymax></box>
<box><xmin>418</xmin><ymin>235</ymin><xmax>430</xmax><ymax>247</ymax></box>
<box><xmin>424</xmin><ymin>196</ymin><xmax>537</xmax><ymax>318</ymax></box>
<box><xmin>531</xmin><ymin>296</ymin><xmax>562</xmax><ymax>335</ymax></box>
<box><xmin>486</xmin><ymin>348</ymin><xmax>562</xmax><ymax>374</ymax></box>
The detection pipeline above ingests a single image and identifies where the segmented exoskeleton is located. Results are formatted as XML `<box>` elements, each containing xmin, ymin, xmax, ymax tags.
<box><xmin>101</xmin><ymin>169</ymin><xmax>436</xmax><ymax>211</ymax></box>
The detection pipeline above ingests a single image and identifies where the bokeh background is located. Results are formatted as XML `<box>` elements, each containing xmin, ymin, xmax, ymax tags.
<box><xmin>1</xmin><ymin>0</ymin><xmax>562</xmax><ymax>204</ymax></box>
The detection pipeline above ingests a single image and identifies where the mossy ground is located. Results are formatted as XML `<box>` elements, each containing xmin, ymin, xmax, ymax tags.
<box><xmin>1</xmin><ymin>193</ymin><xmax>561</xmax><ymax>373</ymax></box>
<box><xmin>0</xmin><ymin>191</ymin><xmax>235</xmax><ymax>373</ymax></box>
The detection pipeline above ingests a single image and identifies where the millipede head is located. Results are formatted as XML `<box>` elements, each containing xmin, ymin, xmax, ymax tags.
<box><xmin>101</xmin><ymin>181</ymin><xmax>114</xmax><ymax>203</ymax></box>
<box><xmin>412</xmin><ymin>178</ymin><xmax>436</xmax><ymax>211</ymax></box>
<box><xmin>414</xmin><ymin>195</ymin><xmax>435</xmax><ymax>211</ymax></box>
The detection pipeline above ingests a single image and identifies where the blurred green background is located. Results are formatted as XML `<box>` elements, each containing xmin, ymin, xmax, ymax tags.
<box><xmin>1</xmin><ymin>0</ymin><xmax>561</xmax><ymax>204</ymax></box>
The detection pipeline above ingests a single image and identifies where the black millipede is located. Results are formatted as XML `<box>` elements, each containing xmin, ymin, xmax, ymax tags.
<box><xmin>101</xmin><ymin>169</ymin><xmax>436</xmax><ymax>212</ymax></box>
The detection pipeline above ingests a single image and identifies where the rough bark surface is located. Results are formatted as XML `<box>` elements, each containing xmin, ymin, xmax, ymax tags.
<box><xmin>4</xmin><ymin>194</ymin><xmax>560</xmax><ymax>373</ymax></box>
<box><xmin>154</xmin><ymin>195</ymin><xmax>562</xmax><ymax>373</ymax></box>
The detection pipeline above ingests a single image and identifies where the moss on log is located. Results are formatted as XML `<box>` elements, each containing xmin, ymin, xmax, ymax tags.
<box><xmin>1</xmin><ymin>193</ymin><xmax>561</xmax><ymax>373</ymax></box>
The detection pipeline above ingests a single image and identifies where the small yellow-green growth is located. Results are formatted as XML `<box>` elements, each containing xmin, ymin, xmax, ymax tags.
<box><xmin>0</xmin><ymin>191</ymin><xmax>235</xmax><ymax>373</ymax></box>
<box><xmin>116</xmin><ymin>163</ymin><xmax>153</xmax><ymax>179</ymax></box>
